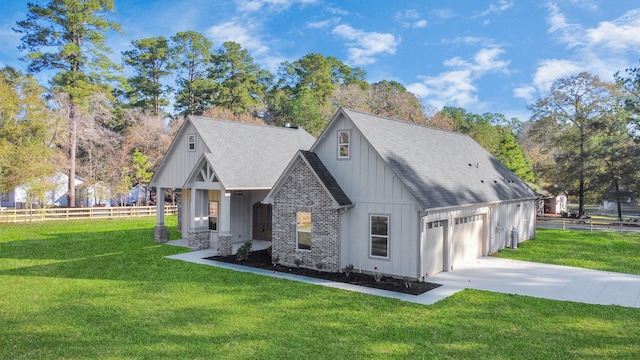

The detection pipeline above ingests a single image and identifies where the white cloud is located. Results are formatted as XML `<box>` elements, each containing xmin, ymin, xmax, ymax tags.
<box><xmin>307</xmin><ymin>18</ymin><xmax>340</xmax><ymax>29</ymax></box>
<box><xmin>394</xmin><ymin>9</ymin><xmax>428</xmax><ymax>29</ymax></box>
<box><xmin>235</xmin><ymin>0</ymin><xmax>317</xmax><ymax>13</ymax></box>
<box><xmin>517</xmin><ymin>5</ymin><xmax>640</xmax><ymax>102</ymax></box>
<box><xmin>513</xmin><ymin>85</ymin><xmax>537</xmax><ymax>103</ymax></box>
<box><xmin>586</xmin><ymin>9</ymin><xmax>640</xmax><ymax>52</ymax></box>
<box><xmin>477</xmin><ymin>0</ymin><xmax>513</xmax><ymax>17</ymax></box>
<box><xmin>206</xmin><ymin>21</ymin><xmax>269</xmax><ymax>55</ymax></box>
<box><xmin>406</xmin><ymin>47</ymin><xmax>510</xmax><ymax>109</ymax></box>
<box><xmin>332</xmin><ymin>24</ymin><xmax>399</xmax><ymax>66</ymax></box>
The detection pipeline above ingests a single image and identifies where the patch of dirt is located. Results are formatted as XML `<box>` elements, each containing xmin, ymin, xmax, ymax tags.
<box><xmin>206</xmin><ymin>249</ymin><xmax>441</xmax><ymax>296</ymax></box>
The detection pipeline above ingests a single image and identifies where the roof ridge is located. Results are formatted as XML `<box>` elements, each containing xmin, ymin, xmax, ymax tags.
<box><xmin>341</xmin><ymin>107</ymin><xmax>471</xmax><ymax>137</ymax></box>
<box><xmin>189</xmin><ymin>115</ymin><xmax>308</xmax><ymax>133</ymax></box>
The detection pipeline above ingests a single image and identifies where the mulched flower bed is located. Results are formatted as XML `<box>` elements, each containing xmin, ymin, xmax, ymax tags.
<box><xmin>206</xmin><ymin>249</ymin><xmax>442</xmax><ymax>295</ymax></box>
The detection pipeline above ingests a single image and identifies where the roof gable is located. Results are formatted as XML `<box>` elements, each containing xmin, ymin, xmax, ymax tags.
<box><xmin>264</xmin><ymin>150</ymin><xmax>352</xmax><ymax>209</ymax></box>
<box><xmin>324</xmin><ymin>108</ymin><xmax>538</xmax><ymax>209</ymax></box>
<box><xmin>153</xmin><ymin>116</ymin><xmax>316</xmax><ymax>190</ymax></box>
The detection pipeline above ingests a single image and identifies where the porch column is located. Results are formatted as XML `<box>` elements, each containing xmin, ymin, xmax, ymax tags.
<box><xmin>188</xmin><ymin>188</ymin><xmax>211</xmax><ymax>250</ymax></box>
<box><xmin>217</xmin><ymin>191</ymin><xmax>233</xmax><ymax>256</ymax></box>
<box><xmin>153</xmin><ymin>187</ymin><xmax>168</xmax><ymax>243</ymax></box>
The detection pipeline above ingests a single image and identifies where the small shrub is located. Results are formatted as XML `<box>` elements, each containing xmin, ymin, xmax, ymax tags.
<box><xmin>266</xmin><ymin>245</ymin><xmax>272</xmax><ymax>257</ymax></box>
<box><xmin>315</xmin><ymin>261</ymin><xmax>324</xmax><ymax>271</ymax></box>
<box><xmin>373</xmin><ymin>267</ymin><xmax>382</xmax><ymax>283</ymax></box>
<box><xmin>342</xmin><ymin>264</ymin><xmax>354</xmax><ymax>277</ymax></box>
<box><xmin>403</xmin><ymin>277</ymin><xmax>413</xmax><ymax>289</ymax></box>
<box><xmin>235</xmin><ymin>241</ymin><xmax>252</xmax><ymax>261</ymax></box>
<box><xmin>272</xmin><ymin>255</ymin><xmax>280</xmax><ymax>266</ymax></box>
<box><xmin>294</xmin><ymin>258</ymin><xmax>303</xmax><ymax>267</ymax></box>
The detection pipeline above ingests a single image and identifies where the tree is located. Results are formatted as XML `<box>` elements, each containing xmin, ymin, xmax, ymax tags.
<box><xmin>268</xmin><ymin>53</ymin><xmax>366</xmax><ymax>133</ymax></box>
<box><xmin>171</xmin><ymin>31</ymin><xmax>213</xmax><ymax>116</ymax></box>
<box><xmin>528</xmin><ymin>73</ymin><xmax>618</xmax><ymax>215</ymax></box>
<box><xmin>615</xmin><ymin>59</ymin><xmax>640</xmax><ymax>135</ymax></box>
<box><xmin>131</xmin><ymin>148</ymin><xmax>153</xmax><ymax>205</ymax></box>
<box><xmin>122</xmin><ymin>36</ymin><xmax>176</xmax><ymax>114</ymax></box>
<box><xmin>0</xmin><ymin>67</ymin><xmax>55</xmax><ymax>196</ymax></box>
<box><xmin>208</xmin><ymin>41</ymin><xmax>272</xmax><ymax>115</ymax></box>
<box><xmin>15</xmin><ymin>0</ymin><xmax>122</xmax><ymax>207</ymax></box>
<box><xmin>331</xmin><ymin>81</ymin><xmax>427</xmax><ymax>124</ymax></box>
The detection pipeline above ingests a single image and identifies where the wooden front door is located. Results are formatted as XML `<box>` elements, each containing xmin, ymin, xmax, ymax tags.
<box><xmin>253</xmin><ymin>203</ymin><xmax>272</xmax><ymax>241</ymax></box>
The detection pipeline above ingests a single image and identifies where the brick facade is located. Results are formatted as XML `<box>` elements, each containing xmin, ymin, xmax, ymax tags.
<box><xmin>272</xmin><ymin>160</ymin><xmax>340</xmax><ymax>272</ymax></box>
<box><xmin>153</xmin><ymin>225</ymin><xmax>168</xmax><ymax>243</ymax></box>
<box><xmin>188</xmin><ymin>229</ymin><xmax>210</xmax><ymax>250</ymax></box>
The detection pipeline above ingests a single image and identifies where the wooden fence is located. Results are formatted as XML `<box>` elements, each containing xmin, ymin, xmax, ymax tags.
<box><xmin>0</xmin><ymin>205</ymin><xmax>177</xmax><ymax>223</ymax></box>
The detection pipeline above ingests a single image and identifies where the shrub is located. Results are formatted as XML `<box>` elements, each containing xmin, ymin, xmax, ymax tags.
<box><xmin>236</xmin><ymin>241</ymin><xmax>252</xmax><ymax>261</ymax></box>
<box><xmin>342</xmin><ymin>264</ymin><xmax>354</xmax><ymax>277</ymax></box>
<box><xmin>315</xmin><ymin>261</ymin><xmax>324</xmax><ymax>271</ymax></box>
<box><xmin>294</xmin><ymin>258</ymin><xmax>303</xmax><ymax>267</ymax></box>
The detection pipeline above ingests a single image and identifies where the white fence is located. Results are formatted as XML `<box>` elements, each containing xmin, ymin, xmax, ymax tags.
<box><xmin>0</xmin><ymin>205</ymin><xmax>177</xmax><ymax>223</ymax></box>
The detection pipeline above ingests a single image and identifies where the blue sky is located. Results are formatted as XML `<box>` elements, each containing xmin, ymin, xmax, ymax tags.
<box><xmin>1</xmin><ymin>0</ymin><xmax>639</xmax><ymax>121</ymax></box>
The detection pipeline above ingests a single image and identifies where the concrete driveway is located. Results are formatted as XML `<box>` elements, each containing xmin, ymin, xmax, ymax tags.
<box><xmin>422</xmin><ymin>257</ymin><xmax>640</xmax><ymax>308</ymax></box>
<box><xmin>165</xmin><ymin>243</ymin><xmax>640</xmax><ymax>308</ymax></box>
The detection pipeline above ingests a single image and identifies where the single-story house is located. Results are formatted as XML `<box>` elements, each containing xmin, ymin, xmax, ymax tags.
<box><xmin>263</xmin><ymin>108</ymin><xmax>539</xmax><ymax>279</ymax></box>
<box><xmin>149</xmin><ymin>116</ymin><xmax>315</xmax><ymax>251</ymax></box>
<box><xmin>152</xmin><ymin>108</ymin><xmax>539</xmax><ymax>280</ymax></box>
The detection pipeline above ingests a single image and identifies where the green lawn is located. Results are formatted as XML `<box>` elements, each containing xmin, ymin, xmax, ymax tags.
<box><xmin>497</xmin><ymin>229</ymin><xmax>640</xmax><ymax>275</ymax></box>
<box><xmin>1</xmin><ymin>218</ymin><xmax>640</xmax><ymax>359</ymax></box>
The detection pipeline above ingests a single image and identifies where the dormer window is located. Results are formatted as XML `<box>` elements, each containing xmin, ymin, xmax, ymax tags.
<box><xmin>338</xmin><ymin>130</ymin><xmax>350</xmax><ymax>159</ymax></box>
<box><xmin>188</xmin><ymin>134</ymin><xmax>196</xmax><ymax>152</ymax></box>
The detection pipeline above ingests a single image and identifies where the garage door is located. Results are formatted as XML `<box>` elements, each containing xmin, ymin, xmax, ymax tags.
<box><xmin>453</xmin><ymin>215</ymin><xmax>483</xmax><ymax>268</ymax></box>
<box><xmin>423</xmin><ymin>220</ymin><xmax>445</xmax><ymax>276</ymax></box>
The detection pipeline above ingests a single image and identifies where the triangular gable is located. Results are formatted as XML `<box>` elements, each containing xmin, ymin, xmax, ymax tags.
<box><xmin>264</xmin><ymin>150</ymin><xmax>352</xmax><ymax>209</ymax></box>
<box><xmin>183</xmin><ymin>153</ymin><xmax>225</xmax><ymax>190</ymax></box>
<box><xmin>150</xmin><ymin>116</ymin><xmax>194</xmax><ymax>187</ymax></box>
<box><xmin>312</xmin><ymin>108</ymin><xmax>539</xmax><ymax>210</ymax></box>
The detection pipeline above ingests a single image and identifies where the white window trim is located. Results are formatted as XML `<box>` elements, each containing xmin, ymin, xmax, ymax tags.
<box><xmin>296</xmin><ymin>211</ymin><xmax>312</xmax><ymax>251</ymax></box>
<box><xmin>208</xmin><ymin>201</ymin><xmax>218</xmax><ymax>231</ymax></box>
<box><xmin>188</xmin><ymin>134</ymin><xmax>197</xmax><ymax>152</ymax></box>
<box><xmin>337</xmin><ymin>130</ymin><xmax>350</xmax><ymax>159</ymax></box>
<box><xmin>369</xmin><ymin>214</ymin><xmax>389</xmax><ymax>259</ymax></box>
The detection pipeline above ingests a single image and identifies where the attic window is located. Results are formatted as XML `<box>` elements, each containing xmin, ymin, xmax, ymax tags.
<box><xmin>338</xmin><ymin>130</ymin><xmax>350</xmax><ymax>159</ymax></box>
<box><xmin>188</xmin><ymin>134</ymin><xmax>196</xmax><ymax>152</ymax></box>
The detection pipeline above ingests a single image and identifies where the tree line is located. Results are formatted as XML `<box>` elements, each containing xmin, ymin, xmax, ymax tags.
<box><xmin>1</xmin><ymin>1</ymin><xmax>639</xmax><ymax>219</ymax></box>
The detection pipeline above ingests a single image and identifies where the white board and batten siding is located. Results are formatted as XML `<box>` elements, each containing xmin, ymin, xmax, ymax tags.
<box><xmin>152</xmin><ymin>122</ymin><xmax>208</xmax><ymax>189</ymax></box>
<box><xmin>314</xmin><ymin>114</ymin><xmax>421</xmax><ymax>279</ymax></box>
<box><xmin>489</xmin><ymin>200</ymin><xmax>536</xmax><ymax>252</ymax></box>
<box><xmin>230</xmin><ymin>190</ymin><xmax>269</xmax><ymax>244</ymax></box>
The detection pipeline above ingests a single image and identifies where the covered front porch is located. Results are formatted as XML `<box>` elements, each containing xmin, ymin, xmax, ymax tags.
<box><xmin>154</xmin><ymin>186</ymin><xmax>273</xmax><ymax>256</ymax></box>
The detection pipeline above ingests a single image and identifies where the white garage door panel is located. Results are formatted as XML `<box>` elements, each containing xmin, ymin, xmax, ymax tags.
<box><xmin>453</xmin><ymin>215</ymin><xmax>483</xmax><ymax>268</ymax></box>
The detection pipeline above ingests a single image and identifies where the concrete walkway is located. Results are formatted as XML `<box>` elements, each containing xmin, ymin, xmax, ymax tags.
<box><xmin>164</xmin><ymin>241</ymin><xmax>640</xmax><ymax>308</ymax></box>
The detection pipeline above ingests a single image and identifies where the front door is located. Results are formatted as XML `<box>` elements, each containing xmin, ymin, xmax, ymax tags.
<box><xmin>253</xmin><ymin>203</ymin><xmax>272</xmax><ymax>241</ymax></box>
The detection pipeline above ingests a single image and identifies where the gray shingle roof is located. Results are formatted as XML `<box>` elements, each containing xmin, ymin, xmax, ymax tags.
<box><xmin>299</xmin><ymin>150</ymin><xmax>352</xmax><ymax>207</ymax></box>
<box><xmin>190</xmin><ymin>116</ymin><xmax>316</xmax><ymax>189</ymax></box>
<box><xmin>342</xmin><ymin>108</ymin><xmax>539</xmax><ymax>210</ymax></box>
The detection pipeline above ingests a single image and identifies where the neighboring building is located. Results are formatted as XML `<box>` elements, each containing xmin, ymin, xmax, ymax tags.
<box><xmin>150</xmin><ymin>116</ymin><xmax>315</xmax><ymax>251</ymax></box>
<box><xmin>264</xmin><ymin>108</ymin><xmax>539</xmax><ymax>279</ymax></box>
<box><xmin>1</xmin><ymin>172</ymin><xmax>85</xmax><ymax>208</ymax></box>
<box><xmin>112</xmin><ymin>184</ymin><xmax>151</xmax><ymax>206</ymax></box>
<box><xmin>540</xmin><ymin>192</ymin><xmax>568</xmax><ymax>215</ymax></box>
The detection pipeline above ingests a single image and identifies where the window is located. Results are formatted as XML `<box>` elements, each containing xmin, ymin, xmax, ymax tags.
<box><xmin>208</xmin><ymin>201</ymin><xmax>218</xmax><ymax>231</ymax></box>
<box><xmin>297</xmin><ymin>212</ymin><xmax>311</xmax><ymax>250</ymax></box>
<box><xmin>338</xmin><ymin>130</ymin><xmax>350</xmax><ymax>159</ymax></box>
<box><xmin>370</xmin><ymin>215</ymin><xmax>389</xmax><ymax>258</ymax></box>
<box><xmin>188</xmin><ymin>134</ymin><xmax>196</xmax><ymax>151</ymax></box>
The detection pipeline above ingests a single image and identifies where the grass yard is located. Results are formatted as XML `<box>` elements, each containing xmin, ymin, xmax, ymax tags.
<box><xmin>497</xmin><ymin>229</ymin><xmax>640</xmax><ymax>275</ymax></box>
<box><xmin>1</xmin><ymin>218</ymin><xmax>640</xmax><ymax>359</ymax></box>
